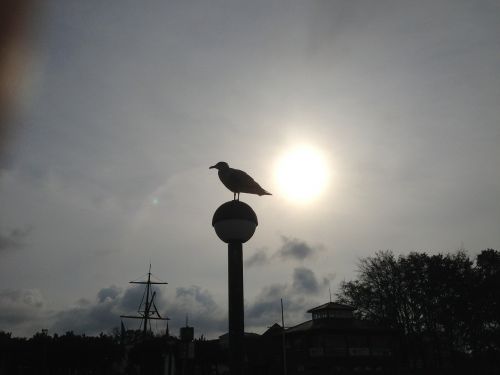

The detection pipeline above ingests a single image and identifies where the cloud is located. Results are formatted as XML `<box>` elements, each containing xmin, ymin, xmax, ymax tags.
<box><xmin>0</xmin><ymin>227</ymin><xmax>31</xmax><ymax>251</ymax></box>
<box><xmin>246</xmin><ymin>283</ymin><xmax>288</xmax><ymax>323</ymax></box>
<box><xmin>119</xmin><ymin>285</ymin><xmax>146</xmax><ymax>312</ymax></box>
<box><xmin>2</xmin><ymin>284</ymin><xmax>224</xmax><ymax>338</ymax></box>
<box><xmin>246</xmin><ymin>267</ymin><xmax>332</xmax><ymax>331</ymax></box>
<box><xmin>277</xmin><ymin>236</ymin><xmax>321</xmax><ymax>262</ymax></box>
<box><xmin>97</xmin><ymin>285</ymin><xmax>121</xmax><ymax>303</ymax></box>
<box><xmin>167</xmin><ymin>286</ymin><xmax>226</xmax><ymax>337</ymax></box>
<box><xmin>1</xmin><ymin>267</ymin><xmax>333</xmax><ymax>338</ymax></box>
<box><xmin>52</xmin><ymin>286</ymin><xmax>129</xmax><ymax>335</ymax></box>
<box><xmin>49</xmin><ymin>284</ymin><xmax>226</xmax><ymax>338</ymax></box>
<box><xmin>0</xmin><ymin>289</ymin><xmax>49</xmax><ymax>336</ymax></box>
<box><xmin>0</xmin><ymin>289</ymin><xmax>45</xmax><ymax>325</ymax></box>
<box><xmin>49</xmin><ymin>284</ymin><xmax>163</xmax><ymax>335</ymax></box>
<box><xmin>244</xmin><ymin>249</ymin><xmax>269</xmax><ymax>268</ymax></box>
<box><xmin>292</xmin><ymin>267</ymin><xmax>319</xmax><ymax>293</ymax></box>
<box><xmin>176</xmin><ymin>286</ymin><xmax>217</xmax><ymax>311</ymax></box>
<box><xmin>293</xmin><ymin>267</ymin><xmax>327</xmax><ymax>294</ymax></box>
<box><xmin>244</xmin><ymin>237</ymin><xmax>323</xmax><ymax>269</ymax></box>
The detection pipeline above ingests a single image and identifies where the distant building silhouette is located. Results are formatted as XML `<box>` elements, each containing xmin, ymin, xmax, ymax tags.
<box><xmin>278</xmin><ymin>302</ymin><xmax>396</xmax><ymax>374</ymax></box>
<box><xmin>241</xmin><ymin>301</ymin><xmax>397</xmax><ymax>374</ymax></box>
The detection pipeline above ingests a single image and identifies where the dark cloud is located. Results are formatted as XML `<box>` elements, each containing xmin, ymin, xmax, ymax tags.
<box><xmin>244</xmin><ymin>238</ymin><xmax>323</xmax><ymax>269</ymax></box>
<box><xmin>97</xmin><ymin>285</ymin><xmax>121</xmax><ymax>303</ymax></box>
<box><xmin>0</xmin><ymin>227</ymin><xmax>31</xmax><ymax>251</ymax></box>
<box><xmin>120</xmin><ymin>285</ymin><xmax>146</xmax><ymax>312</ymax></box>
<box><xmin>176</xmin><ymin>286</ymin><xmax>217</xmax><ymax>311</ymax></box>
<box><xmin>246</xmin><ymin>282</ymin><xmax>310</xmax><ymax>330</ymax></box>
<box><xmin>52</xmin><ymin>286</ymin><xmax>127</xmax><ymax>335</ymax></box>
<box><xmin>52</xmin><ymin>285</ymin><xmax>226</xmax><ymax>338</ymax></box>
<box><xmin>244</xmin><ymin>250</ymin><xmax>269</xmax><ymax>268</ymax></box>
<box><xmin>0</xmin><ymin>289</ymin><xmax>44</xmax><ymax>326</ymax></box>
<box><xmin>49</xmin><ymin>284</ymin><xmax>159</xmax><ymax>335</ymax></box>
<box><xmin>168</xmin><ymin>286</ymin><xmax>226</xmax><ymax>337</ymax></box>
<box><xmin>246</xmin><ymin>267</ymin><xmax>332</xmax><ymax>331</ymax></box>
<box><xmin>277</xmin><ymin>236</ymin><xmax>321</xmax><ymax>262</ymax></box>
<box><xmin>246</xmin><ymin>284</ymin><xmax>288</xmax><ymax>323</ymax></box>
<box><xmin>292</xmin><ymin>267</ymin><xmax>321</xmax><ymax>294</ymax></box>
<box><xmin>2</xmin><ymin>269</ymin><xmax>333</xmax><ymax>337</ymax></box>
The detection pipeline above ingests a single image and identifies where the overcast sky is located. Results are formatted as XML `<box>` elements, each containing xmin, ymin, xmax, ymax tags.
<box><xmin>1</xmin><ymin>0</ymin><xmax>499</xmax><ymax>338</ymax></box>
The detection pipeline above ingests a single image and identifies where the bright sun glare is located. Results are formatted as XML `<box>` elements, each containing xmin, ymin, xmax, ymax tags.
<box><xmin>275</xmin><ymin>145</ymin><xmax>330</xmax><ymax>203</ymax></box>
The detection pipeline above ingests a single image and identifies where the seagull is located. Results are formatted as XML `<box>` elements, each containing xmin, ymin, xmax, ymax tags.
<box><xmin>209</xmin><ymin>161</ymin><xmax>272</xmax><ymax>200</ymax></box>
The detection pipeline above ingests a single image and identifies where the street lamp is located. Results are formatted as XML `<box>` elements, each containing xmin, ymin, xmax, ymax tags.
<box><xmin>212</xmin><ymin>200</ymin><xmax>258</xmax><ymax>375</ymax></box>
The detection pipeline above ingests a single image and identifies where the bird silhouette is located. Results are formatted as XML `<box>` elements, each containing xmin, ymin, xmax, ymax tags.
<box><xmin>210</xmin><ymin>162</ymin><xmax>272</xmax><ymax>200</ymax></box>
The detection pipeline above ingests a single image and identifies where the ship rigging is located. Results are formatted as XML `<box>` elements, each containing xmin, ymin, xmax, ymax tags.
<box><xmin>120</xmin><ymin>264</ymin><xmax>169</xmax><ymax>335</ymax></box>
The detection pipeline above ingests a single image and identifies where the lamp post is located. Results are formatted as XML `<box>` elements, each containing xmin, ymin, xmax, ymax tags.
<box><xmin>212</xmin><ymin>200</ymin><xmax>258</xmax><ymax>375</ymax></box>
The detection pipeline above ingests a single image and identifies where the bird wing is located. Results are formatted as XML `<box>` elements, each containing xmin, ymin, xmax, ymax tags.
<box><xmin>232</xmin><ymin>169</ymin><xmax>267</xmax><ymax>194</ymax></box>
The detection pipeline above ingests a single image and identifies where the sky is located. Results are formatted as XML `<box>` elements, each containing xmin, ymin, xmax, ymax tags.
<box><xmin>1</xmin><ymin>0</ymin><xmax>499</xmax><ymax>338</ymax></box>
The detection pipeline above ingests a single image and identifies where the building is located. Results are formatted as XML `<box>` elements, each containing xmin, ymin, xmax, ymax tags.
<box><xmin>260</xmin><ymin>302</ymin><xmax>398</xmax><ymax>375</ymax></box>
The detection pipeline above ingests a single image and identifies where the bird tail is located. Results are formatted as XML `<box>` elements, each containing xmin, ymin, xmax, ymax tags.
<box><xmin>259</xmin><ymin>189</ymin><xmax>272</xmax><ymax>196</ymax></box>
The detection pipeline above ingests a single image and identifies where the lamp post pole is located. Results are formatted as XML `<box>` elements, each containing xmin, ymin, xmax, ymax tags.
<box><xmin>212</xmin><ymin>200</ymin><xmax>258</xmax><ymax>375</ymax></box>
<box><xmin>228</xmin><ymin>242</ymin><xmax>244</xmax><ymax>375</ymax></box>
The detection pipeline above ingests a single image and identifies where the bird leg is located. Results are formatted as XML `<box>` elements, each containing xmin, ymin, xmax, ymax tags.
<box><xmin>233</xmin><ymin>192</ymin><xmax>236</xmax><ymax>200</ymax></box>
<box><xmin>237</xmin><ymin>192</ymin><xmax>240</xmax><ymax>201</ymax></box>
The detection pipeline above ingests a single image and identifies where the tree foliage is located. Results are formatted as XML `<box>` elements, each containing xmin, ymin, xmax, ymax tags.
<box><xmin>338</xmin><ymin>249</ymin><xmax>500</xmax><ymax>368</ymax></box>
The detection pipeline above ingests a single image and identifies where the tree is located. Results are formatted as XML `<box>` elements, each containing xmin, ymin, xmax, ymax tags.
<box><xmin>338</xmin><ymin>249</ymin><xmax>500</xmax><ymax>370</ymax></box>
<box><xmin>474</xmin><ymin>249</ymin><xmax>500</xmax><ymax>352</ymax></box>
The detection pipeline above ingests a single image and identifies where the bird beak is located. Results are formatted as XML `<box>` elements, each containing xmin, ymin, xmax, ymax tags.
<box><xmin>209</xmin><ymin>165</ymin><xmax>216</xmax><ymax>169</ymax></box>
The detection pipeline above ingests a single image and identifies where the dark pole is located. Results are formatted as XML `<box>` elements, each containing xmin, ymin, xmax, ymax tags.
<box><xmin>143</xmin><ymin>269</ymin><xmax>151</xmax><ymax>336</ymax></box>
<box><xmin>228</xmin><ymin>242</ymin><xmax>244</xmax><ymax>375</ymax></box>
<box><xmin>281</xmin><ymin>298</ymin><xmax>287</xmax><ymax>375</ymax></box>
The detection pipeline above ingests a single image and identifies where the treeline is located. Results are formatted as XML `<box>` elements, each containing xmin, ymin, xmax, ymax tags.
<box><xmin>0</xmin><ymin>330</ymin><xmax>124</xmax><ymax>374</ymax></box>
<box><xmin>0</xmin><ymin>330</ymin><xmax>216</xmax><ymax>375</ymax></box>
<box><xmin>338</xmin><ymin>249</ymin><xmax>500</xmax><ymax>372</ymax></box>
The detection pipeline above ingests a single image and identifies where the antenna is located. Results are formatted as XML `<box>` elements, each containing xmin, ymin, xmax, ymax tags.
<box><xmin>281</xmin><ymin>298</ymin><xmax>287</xmax><ymax>375</ymax></box>
<box><xmin>329</xmin><ymin>287</ymin><xmax>332</xmax><ymax>303</ymax></box>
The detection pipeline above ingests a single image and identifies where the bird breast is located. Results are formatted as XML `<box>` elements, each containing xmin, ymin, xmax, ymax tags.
<box><xmin>218</xmin><ymin>169</ymin><xmax>240</xmax><ymax>193</ymax></box>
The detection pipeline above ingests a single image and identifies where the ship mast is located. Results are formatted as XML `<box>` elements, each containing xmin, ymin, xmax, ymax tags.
<box><xmin>120</xmin><ymin>264</ymin><xmax>169</xmax><ymax>336</ymax></box>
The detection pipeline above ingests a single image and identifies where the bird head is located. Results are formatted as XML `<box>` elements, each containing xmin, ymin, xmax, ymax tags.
<box><xmin>209</xmin><ymin>161</ymin><xmax>229</xmax><ymax>170</ymax></box>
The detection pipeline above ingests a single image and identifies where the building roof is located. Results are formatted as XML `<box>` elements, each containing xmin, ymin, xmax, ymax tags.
<box><xmin>262</xmin><ymin>323</ymin><xmax>284</xmax><ymax>337</ymax></box>
<box><xmin>306</xmin><ymin>302</ymin><xmax>355</xmax><ymax>313</ymax></box>
<box><xmin>285</xmin><ymin>318</ymin><xmax>392</xmax><ymax>334</ymax></box>
<box><xmin>218</xmin><ymin>332</ymin><xmax>260</xmax><ymax>340</ymax></box>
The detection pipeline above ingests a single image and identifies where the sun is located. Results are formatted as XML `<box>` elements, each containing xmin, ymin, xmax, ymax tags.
<box><xmin>275</xmin><ymin>145</ymin><xmax>330</xmax><ymax>203</ymax></box>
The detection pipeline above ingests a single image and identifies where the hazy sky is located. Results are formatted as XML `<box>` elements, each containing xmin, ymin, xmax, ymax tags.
<box><xmin>1</xmin><ymin>0</ymin><xmax>499</xmax><ymax>338</ymax></box>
